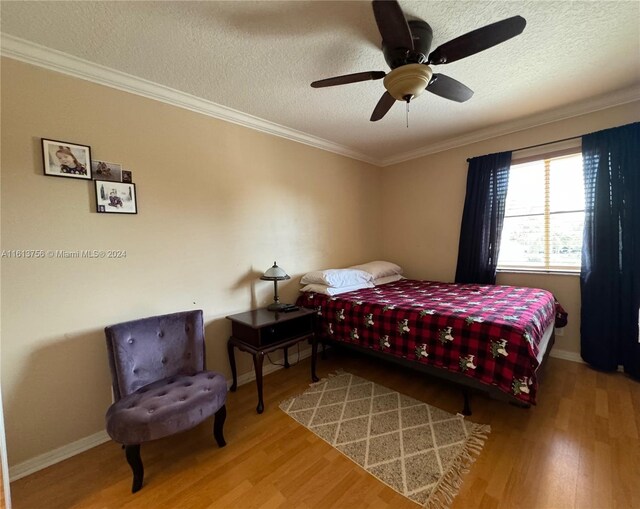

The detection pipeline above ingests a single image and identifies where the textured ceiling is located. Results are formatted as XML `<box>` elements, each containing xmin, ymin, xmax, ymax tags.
<box><xmin>2</xmin><ymin>1</ymin><xmax>639</xmax><ymax>164</ymax></box>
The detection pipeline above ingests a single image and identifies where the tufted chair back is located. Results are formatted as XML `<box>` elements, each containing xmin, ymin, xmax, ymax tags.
<box><xmin>105</xmin><ymin>310</ymin><xmax>206</xmax><ymax>401</ymax></box>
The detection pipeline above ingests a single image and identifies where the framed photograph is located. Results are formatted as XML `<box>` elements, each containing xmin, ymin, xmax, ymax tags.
<box><xmin>121</xmin><ymin>170</ymin><xmax>132</xmax><ymax>183</ymax></box>
<box><xmin>95</xmin><ymin>181</ymin><xmax>137</xmax><ymax>214</ymax></box>
<box><xmin>42</xmin><ymin>138</ymin><xmax>92</xmax><ymax>180</ymax></box>
<box><xmin>92</xmin><ymin>160</ymin><xmax>122</xmax><ymax>182</ymax></box>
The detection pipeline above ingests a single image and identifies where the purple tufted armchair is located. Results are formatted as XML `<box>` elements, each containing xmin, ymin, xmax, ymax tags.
<box><xmin>105</xmin><ymin>310</ymin><xmax>227</xmax><ymax>493</ymax></box>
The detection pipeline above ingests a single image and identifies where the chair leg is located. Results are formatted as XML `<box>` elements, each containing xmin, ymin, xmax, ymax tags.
<box><xmin>213</xmin><ymin>404</ymin><xmax>227</xmax><ymax>447</ymax></box>
<box><xmin>125</xmin><ymin>444</ymin><xmax>144</xmax><ymax>493</ymax></box>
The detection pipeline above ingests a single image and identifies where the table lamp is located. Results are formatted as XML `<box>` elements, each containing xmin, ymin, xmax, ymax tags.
<box><xmin>260</xmin><ymin>261</ymin><xmax>291</xmax><ymax>311</ymax></box>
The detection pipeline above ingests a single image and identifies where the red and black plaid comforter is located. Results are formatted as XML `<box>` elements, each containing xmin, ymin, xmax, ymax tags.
<box><xmin>297</xmin><ymin>279</ymin><xmax>555</xmax><ymax>404</ymax></box>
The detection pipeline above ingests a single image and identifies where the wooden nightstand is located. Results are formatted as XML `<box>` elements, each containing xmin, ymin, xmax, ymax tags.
<box><xmin>226</xmin><ymin>307</ymin><xmax>318</xmax><ymax>414</ymax></box>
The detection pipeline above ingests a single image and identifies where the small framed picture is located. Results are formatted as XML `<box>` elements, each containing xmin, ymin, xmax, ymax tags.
<box><xmin>121</xmin><ymin>170</ymin><xmax>132</xmax><ymax>183</ymax></box>
<box><xmin>42</xmin><ymin>138</ymin><xmax>92</xmax><ymax>180</ymax></box>
<box><xmin>95</xmin><ymin>181</ymin><xmax>137</xmax><ymax>214</ymax></box>
<box><xmin>92</xmin><ymin>160</ymin><xmax>122</xmax><ymax>182</ymax></box>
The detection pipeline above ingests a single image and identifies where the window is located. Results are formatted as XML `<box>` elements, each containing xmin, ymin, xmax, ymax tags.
<box><xmin>498</xmin><ymin>151</ymin><xmax>584</xmax><ymax>271</ymax></box>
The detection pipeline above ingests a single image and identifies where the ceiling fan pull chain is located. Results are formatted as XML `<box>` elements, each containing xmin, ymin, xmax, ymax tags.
<box><xmin>406</xmin><ymin>98</ymin><xmax>411</xmax><ymax>128</ymax></box>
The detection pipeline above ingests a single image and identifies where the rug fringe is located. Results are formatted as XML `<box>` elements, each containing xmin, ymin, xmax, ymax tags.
<box><xmin>423</xmin><ymin>423</ymin><xmax>491</xmax><ymax>509</ymax></box>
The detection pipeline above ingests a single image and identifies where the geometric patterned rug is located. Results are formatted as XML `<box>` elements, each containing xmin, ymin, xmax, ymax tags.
<box><xmin>280</xmin><ymin>371</ymin><xmax>491</xmax><ymax>508</ymax></box>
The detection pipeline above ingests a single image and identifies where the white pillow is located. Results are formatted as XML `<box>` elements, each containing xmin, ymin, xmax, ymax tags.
<box><xmin>349</xmin><ymin>261</ymin><xmax>403</xmax><ymax>279</ymax></box>
<box><xmin>374</xmin><ymin>274</ymin><xmax>405</xmax><ymax>285</ymax></box>
<box><xmin>300</xmin><ymin>282</ymin><xmax>374</xmax><ymax>296</ymax></box>
<box><xmin>300</xmin><ymin>268</ymin><xmax>373</xmax><ymax>287</ymax></box>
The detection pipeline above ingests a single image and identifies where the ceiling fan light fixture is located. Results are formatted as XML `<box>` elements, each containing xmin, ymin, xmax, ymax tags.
<box><xmin>311</xmin><ymin>2</ymin><xmax>526</xmax><ymax>121</ymax></box>
<box><xmin>383</xmin><ymin>64</ymin><xmax>433</xmax><ymax>101</ymax></box>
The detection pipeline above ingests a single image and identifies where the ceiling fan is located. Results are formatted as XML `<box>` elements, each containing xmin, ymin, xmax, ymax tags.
<box><xmin>311</xmin><ymin>0</ymin><xmax>526</xmax><ymax>122</ymax></box>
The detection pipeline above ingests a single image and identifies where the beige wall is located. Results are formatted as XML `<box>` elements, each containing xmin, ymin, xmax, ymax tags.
<box><xmin>381</xmin><ymin>100</ymin><xmax>640</xmax><ymax>355</ymax></box>
<box><xmin>2</xmin><ymin>55</ymin><xmax>639</xmax><ymax>471</ymax></box>
<box><xmin>0</xmin><ymin>58</ymin><xmax>382</xmax><ymax>466</ymax></box>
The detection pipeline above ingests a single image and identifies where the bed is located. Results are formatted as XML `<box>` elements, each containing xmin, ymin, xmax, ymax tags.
<box><xmin>297</xmin><ymin>278</ymin><xmax>556</xmax><ymax>413</ymax></box>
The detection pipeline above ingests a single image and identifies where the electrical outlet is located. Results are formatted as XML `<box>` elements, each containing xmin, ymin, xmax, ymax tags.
<box><xmin>555</xmin><ymin>328</ymin><xmax>564</xmax><ymax>336</ymax></box>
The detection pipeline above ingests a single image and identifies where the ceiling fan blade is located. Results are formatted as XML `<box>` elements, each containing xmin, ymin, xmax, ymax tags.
<box><xmin>428</xmin><ymin>15</ymin><xmax>526</xmax><ymax>65</ymax></box>
<box><xmin>372</xmin><ymin>0</ymin><xmax>414</xmax><ymax>50</ymax></box>
<box><xmin>370</xmin><ymin>91</ymin><xmax>396</xmax><ymax>122</ymax></box>
<box><xmin>426</xmin><ymin>74</ymin><xmax>474</xmax><ymax>102</ymax></box>
<box><xmin>311</xmin><ymin>71</ymin><xmax>386</xmax><ymax>88</ymax></box>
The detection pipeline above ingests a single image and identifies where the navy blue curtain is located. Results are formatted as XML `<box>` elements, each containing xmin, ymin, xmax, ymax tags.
<box><xmin>581</xmin><ymin>122</ymin><xmax>640</xmax><ymax>379</ymax></box>
<box><xmin>455</xmin><ymin>151</ymin><xmax>512</xmax><ymax>284</ymax></box>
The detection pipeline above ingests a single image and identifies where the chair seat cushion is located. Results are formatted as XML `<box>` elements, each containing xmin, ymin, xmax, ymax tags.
<box><xmin>106</xmin><ymin>371</ymin><xmax>227</xmax><ymax>445</ymax></box>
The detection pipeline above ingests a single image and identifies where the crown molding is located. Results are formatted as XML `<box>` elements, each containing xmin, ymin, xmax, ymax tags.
<box><xmin>0</xmin><ymin>34</ymin><xmax>378</xmax><ymax>166</ymax></box>
<box><xmin>2</xmin><ymin>34</ymin><xmax>638</xmax><ymax>169</ymax></box>
<box><xmin>379</xmin><ymin>85</ymin><xmax>640</xmax><ymax>166</ymax></box>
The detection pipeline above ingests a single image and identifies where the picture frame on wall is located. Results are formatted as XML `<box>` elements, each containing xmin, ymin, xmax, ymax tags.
<box><xmin>91</xmin><ymin>160</ymin><xmax>123</xmax><ymax>182</ymax></box>
<box><xmin>95</xmin><ymin>181</ymin><xmax>137</xmax><ymax>214</ymax></box>
<box><xmin>121</xmin><ymin>170</ymin><xmax>132</xmax><ymax>183</ymax></box>
<box><xmin>41</xmin><ymin>138</ymin><xmax>92</xmax><ymax>180</ymax></box>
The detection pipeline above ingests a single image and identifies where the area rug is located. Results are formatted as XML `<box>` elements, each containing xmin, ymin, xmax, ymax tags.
<box><xmin>279</xmin><ymin>371</ymin><xmax>490</xmax><ymax>508</ymax></box>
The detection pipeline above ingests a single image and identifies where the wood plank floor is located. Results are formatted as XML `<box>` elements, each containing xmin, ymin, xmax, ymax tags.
<box><xmin>10</xmin><ymin>350</ymin><xmax>640</xmax><ymax>509</ymax></box>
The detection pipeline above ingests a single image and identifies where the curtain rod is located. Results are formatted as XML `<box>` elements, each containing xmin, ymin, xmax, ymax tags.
<box><xmin>466</xmin><ymin>134</ymin><xmax>582</xmax><ymax>162</ymax></box>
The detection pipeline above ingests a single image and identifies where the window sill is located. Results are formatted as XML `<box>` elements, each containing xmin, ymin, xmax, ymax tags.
<box><xmin>497</xmin><ymin>268</ymin><xmax>580</xmax><ymax>277</ymax></box>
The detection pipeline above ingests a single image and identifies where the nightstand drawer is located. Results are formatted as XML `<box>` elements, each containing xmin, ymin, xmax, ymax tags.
<box><xmin>227</xmin><ymin>308</ymin><xmax>315</xmax><ymax>348</ymax></box>
<box><xmin>260</xmin><ymin>315</ymin><xmax>313</xmax><ymax>346</ymax></box>
<box><xmin>229</xmin><ymin>321</ymin><xmax>261</xmax><ymax>346</ymax></box>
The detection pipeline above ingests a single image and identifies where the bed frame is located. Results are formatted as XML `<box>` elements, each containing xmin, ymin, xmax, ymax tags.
<box><xmin>313</xmin><ymin>329</ymin><xmax>555</xmax><ymax>415</ymax></box>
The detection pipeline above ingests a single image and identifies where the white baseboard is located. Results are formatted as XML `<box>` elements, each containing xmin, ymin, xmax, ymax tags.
<box><xmin>549</xmin><ymin>348</ymin><xmax>584</xmax><ymax>364</ymax></box>
<box><xmin>8</xmin><ymin>345</ymin><xmax>599</xmax><ymax>482</ymax></box>
<box><xmin>229</xmin><ymin>346</ymin><xmax>314</xmax><ymax>388</ymax></box>
<box><xmin>9</xmin><ymin>430</ymin><xmax>110</xmax><ymax>482</ymax></box>
<box><xmin>550</xmin><ymin>348</ymin><xmax>627</xmax><ymax>372</ymax></box>
<box><xmin>9</xmin><ymin>346</ymin><xmax>314</xmax><ymax>482</ymax></box>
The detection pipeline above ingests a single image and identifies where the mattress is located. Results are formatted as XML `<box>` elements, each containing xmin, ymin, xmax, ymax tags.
<box><xmin>297</xmin><ymin>279</ymin><xmax>556</xmax><ymax>404</ymax></box>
